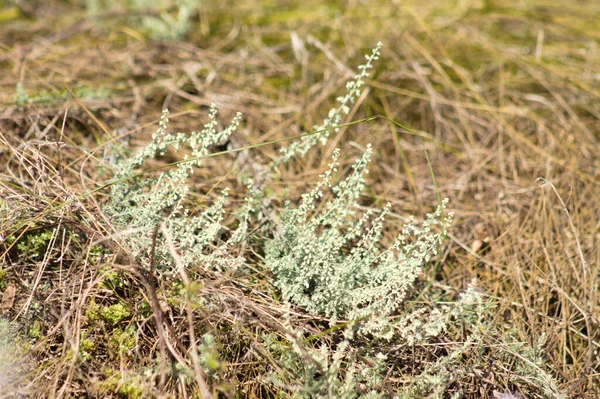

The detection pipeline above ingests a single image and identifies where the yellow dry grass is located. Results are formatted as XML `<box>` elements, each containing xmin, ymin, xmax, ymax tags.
<box><xmin>0</xmin><ymin>0</ymin><xmax>598</xmax><ymax>397</ymax></box>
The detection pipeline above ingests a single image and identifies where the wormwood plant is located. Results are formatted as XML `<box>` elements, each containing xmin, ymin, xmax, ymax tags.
<box><xmin>273</xmin><ymin>42</ymin><xmax>382</xmax><ymax>167</ymax></box>
<box><xmin>265</xmin><ymin>146</ymin><xmax>453</xmax><ymax>338</ymax></box>
<box><xmin>263</xmin><ymin>285</ymin><xmax>486</xmax><ymax>399</ymax></box>
<box><xmin>103</xmin><ymin>43</ymin><xmax>383</xmax><ymax>276</ymax></box>
<box><xmin>87</xmin><ymin>0</ymin><xmax>195</xmax><ymax>40</ymax></box>
<box><xmin>263</xmin><ymin>320</ymin><xmax>386</xmax><ymax>399</ymax></box>
<box><xmin>99</xmin><ymin>43</ymin><xmax>562</xmax><ymax>398</ymax></box>
<box><xmin>103</xmin><ymin>106</ymin><xmax>252</xmax><ymax>274</ymax></box>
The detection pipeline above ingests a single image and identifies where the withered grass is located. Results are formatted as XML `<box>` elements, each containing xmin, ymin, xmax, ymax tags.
<box><xmin>0</xmin><ymin>0</ymin><xmax>598</xmax><ymax>397</ymax></box>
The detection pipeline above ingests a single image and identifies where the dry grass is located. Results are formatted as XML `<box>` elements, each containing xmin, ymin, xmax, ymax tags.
<box><xmin>0</xmin><ymin>0</ymin><xmax>598</xmax><ymax>397</ymax></box>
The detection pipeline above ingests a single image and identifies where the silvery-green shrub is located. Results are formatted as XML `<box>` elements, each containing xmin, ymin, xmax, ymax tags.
<box><xmin>104</xmin><ymin>106</ymin><xmax>251</xmax><ymax>273</ymax></box>
<box><xmin>100</xmin><ymin>41</ymin><xmax>564</xmax><ymax>397</ymax></box>
<box><xmin>265</xmin><ymin>146</ymin><xmax>453</xmax><ymax>338</ymax></box>
<box><xmin>273</xmin><ymin>42</ymin><xmax>382</xmax><ymax>167</ymax></box>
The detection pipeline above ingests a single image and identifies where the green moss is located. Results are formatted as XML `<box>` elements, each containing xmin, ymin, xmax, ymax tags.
<box><xmin>100</xmin><ymin>302</ymin><xmax>131</xmax><ymax>326</ymax></box>
<box><xmin>28</xmin><ymin>321</ymin><xmax>42</xmax><ymax>339</ymax></box>
<box><xmin>79</xmin><ymin>330</ymin><xmax>94</xmax><ymax>362</ymax></box>
<box><xmin>138</xmin><ymin>300</ymin><xmax>151</xmax><ymax>317</ymax></box>
<box><xmin>85</xmin><ymin>300</ymin><xmax>100</xmax><ymax>324</ymax></box>
<box><xmin>99</xmin><ymin>265</ymin><xmax>123</xmax><ymax>291</ymax></box>
<box><xmin>98</xmin><ymin>368</ymin><xmax>145</xmax><ymax>399</ymax></box>
<box><xmin>118</xmin><ymin>382</ymin><xmax>144</xmax><ymax>399</ymax></box>
<box><xmin>16</xmin><ymin>229</ymin><xmax>54</xmax><ymax>259</ymax></box>
<box><xmin>0</xmin><ymin>268</ymin><xmax>6</xmax><ymax>289</ymax></box>
<box><xmin>108</xmin><ymin>324</ymin><xmax>136</xmax><ymax>360</ymax></box>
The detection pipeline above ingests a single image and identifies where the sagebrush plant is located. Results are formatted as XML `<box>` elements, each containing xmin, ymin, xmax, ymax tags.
<box><xmin>262</xmin><ymin>286</ymin><xmax>480</xmax><ymax>399</ymax></box>
<box><xmin>273</xmin><ymin>42</ymin><xmax>382</xmax><ymax>167</ymax></box>
<box><xmin>263</xmin><ymin>320</ymin><xmax>386</xmax><ymax>399</ymax></box>
<box><xmin>100</xmin><ymin>43</ymin><xmax>562</xmax><ymax>398</ymax></box>
<box><xmin>103</xmin><ymin>106</ymin><xmax>252</xmax><ymax>274</ymax></box>
<box><xmin>102</xmin><ymin>42</ymin><xmax>384</xmax><ymax>277</ymax></box>
<box><xmin>265</xmin><ymin>146</ymin><xmax>453</xmax><ymax>338</ymax></box>
<box><xmin>86</xmin><ymin>0</ymin><xmax>195</xmax><ymax>40</ymax></box>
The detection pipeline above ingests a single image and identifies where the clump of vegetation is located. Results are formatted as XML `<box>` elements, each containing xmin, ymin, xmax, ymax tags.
<box><xmin>93</xmin><ymin>43</ymin><xmax>561</xmax><ymax>398</ymax></box>
<box><xmin>86</xmin><ymin>0</ymin><xmax>196</xmax><ymax>40</ymax></box>
<box><xmin>100</xmin><ymin>302</ymin><xmax>131</xmax><ymax>326</ymax></box>
<box><xmin>103</xmin><ymin>106</ymin><xmax>250</xmax><ymax>276</ymax></box>
<box><xmin>265</xmin><ymin>146</ymin><xmax>453</xmax><ymax>337</ymax></box>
